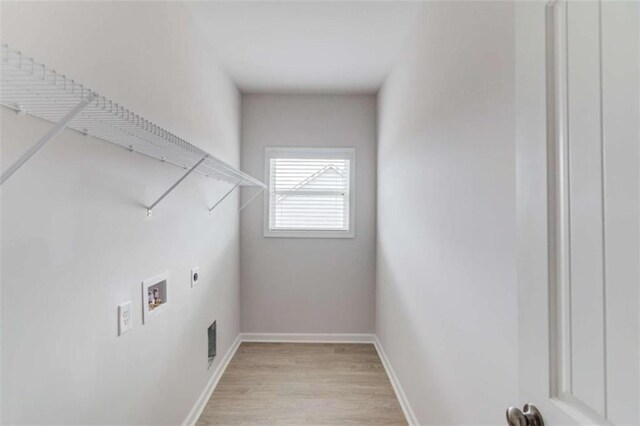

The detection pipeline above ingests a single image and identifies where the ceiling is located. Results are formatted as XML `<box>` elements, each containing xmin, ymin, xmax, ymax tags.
<box><xmin>186</xmin><ymin>1</ymin><xmax>421</xmax><ymax>94</ymax></box>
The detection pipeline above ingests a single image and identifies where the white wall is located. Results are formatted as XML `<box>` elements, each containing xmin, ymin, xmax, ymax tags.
<box><xmin>240</xmin><ymin>95</ymin><xmax>376</xmax><ymax>334</ymax></box>
<box><xmin>1</xmin><ymin>2</ymin><xmax>241</xmax><ymax>424</ymax></box>
<box><xmin>376</xmin><ymin>2</ymin><xmax>517</xmax><ymax>424</ymax></box>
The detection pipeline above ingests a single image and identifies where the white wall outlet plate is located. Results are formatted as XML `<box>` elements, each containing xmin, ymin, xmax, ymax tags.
<box><xmin>118</xmin><ymin>301</ymin><xmax>132</xmax><ymax>336</ymax></box>
<box><xmin>191</xmin><ymin>267</ymin><xmax>200</xmax><ymax>287</ymax></box>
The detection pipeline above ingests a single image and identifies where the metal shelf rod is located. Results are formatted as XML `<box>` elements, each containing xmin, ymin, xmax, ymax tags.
<box><xmin>209</xmin><ymin>178</ymin><xmax>244</xmax><ymax>213</ymax></box>
<box><xmin>1</xmin><ymin>92</ymin><xmax>96</xmax><ymax>185</ymax></box>
<box><xmin>147</xmin><ymin>155</ymin><xmax>207</xmax><ymax>216</ymax></box>
<box><xmin>239</xmin><ymin>187</ymin><xmax>265</xmax><ymax>212</ymax></box>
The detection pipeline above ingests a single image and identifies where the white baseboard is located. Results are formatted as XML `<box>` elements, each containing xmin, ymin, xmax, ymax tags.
<box><xmin>374</xmin><ymin>336</ymin><xmax>418</xmax><ymax>426</ymax></box>
<box><xmin>240</xmin><ymin>332</ymin><xmax>375</xmax><ymax>343</ymax></box>
<box><xmin>182</xmin><ymin>335</ymin><xmax>241</xmax><ymax>426</ymax></box>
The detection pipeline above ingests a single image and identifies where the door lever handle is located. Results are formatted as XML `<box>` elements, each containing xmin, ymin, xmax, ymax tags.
<box><xmin>506</xmin><ymin>403</ymin><xmax>544</xmax><ymax>426</ymax></box>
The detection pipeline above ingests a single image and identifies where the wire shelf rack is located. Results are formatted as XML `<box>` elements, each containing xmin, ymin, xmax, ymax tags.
<box><xmin>0</xmin><ymin>44</ymin><xmax>265</xmax><ymax>215</ymax></box>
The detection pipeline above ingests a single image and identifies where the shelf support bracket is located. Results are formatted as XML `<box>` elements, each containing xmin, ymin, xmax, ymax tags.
<box><xmin>209</xmin><ymin>178</ymin><xmax>244</xmax><ymax>214</ymax></box>
<box><xmin>239</xmin><ymin>186</ymin><xmax>265</xmax><ymax>212</ymax></box>
<box><xmin>147</xmin><ymin>155</ymin><xmax>208</xmax><ymax>216</ymax></box>
<box><xmin>1</xmin><ymin>93</ymin><xmax>96</xmax><ymax>185</ymax></box>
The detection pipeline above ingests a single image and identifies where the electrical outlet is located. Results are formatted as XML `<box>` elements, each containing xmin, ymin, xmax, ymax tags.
<box><xmin>118</xmin><ymin>301</ymin><xmax>132</xmax><ymax>336</ymax></box>
<box><xmin>191</xmin><ymin>267</ymin><xmax>200</xmax><ymax>287</ymax></box>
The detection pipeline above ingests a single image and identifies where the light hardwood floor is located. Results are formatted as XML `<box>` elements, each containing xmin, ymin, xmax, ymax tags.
<box><xmin>196</xmin><ymin>342</ymin><xmax>407</xmax><ymax>425</ymax></box>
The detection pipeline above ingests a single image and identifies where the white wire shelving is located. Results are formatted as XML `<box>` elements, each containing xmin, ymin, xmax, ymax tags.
<box><xmin>0</xmin><ymin>44</ymin><xmax>265</xmax><ymax>216</ymax></box>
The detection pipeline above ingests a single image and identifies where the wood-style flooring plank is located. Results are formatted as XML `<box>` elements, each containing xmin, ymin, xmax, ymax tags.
<box><xmin>196</xmin><ymin>342</ymin><xmax>407</xmax><ymax>425</ymax></box>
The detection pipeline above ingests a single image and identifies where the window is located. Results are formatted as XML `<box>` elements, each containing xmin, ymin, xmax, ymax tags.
<box><xmin>264</xmin><ymin>147</ymin><xmax>355</xmax><ymax>238</ymax></box>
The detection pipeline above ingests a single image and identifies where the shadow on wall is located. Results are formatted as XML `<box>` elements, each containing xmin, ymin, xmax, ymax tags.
<box><xmin>376</xmin><ymin>245</ymin><xmax>453</xmax><ymax>424</ymax></box>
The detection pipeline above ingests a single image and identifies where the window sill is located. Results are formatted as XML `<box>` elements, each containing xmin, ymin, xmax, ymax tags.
<box><xmin>264</xmin><ymin>229</ymin><xmax>355</xmax><ymax>239</ymax></box>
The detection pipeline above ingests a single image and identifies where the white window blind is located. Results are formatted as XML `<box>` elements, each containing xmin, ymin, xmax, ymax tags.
<box><xmin>265</xmin><ymin>148</ymin><xmax>354</xmax><ymax>238</ymax></box>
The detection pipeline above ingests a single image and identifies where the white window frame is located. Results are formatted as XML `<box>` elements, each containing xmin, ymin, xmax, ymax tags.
<box><xmin>264</xmin><ymin>147</ymin><xmax>355</xmax><ymax>239</ymax></box>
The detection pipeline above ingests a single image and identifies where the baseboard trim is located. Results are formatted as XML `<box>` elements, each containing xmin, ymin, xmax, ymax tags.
<box><xmin>240</xmin><ymin>332</ymin><xmax>375</xmax><ymax>343</ymax></box>
<box><xmin>373</xmin><ymin>336</ymin><xmax>418</xmax><ymax>426</ymax></box>
<box><xmin>182</xmin><ymin>335</ymin><xmax>241</xmax><ymax>426</ymax></box>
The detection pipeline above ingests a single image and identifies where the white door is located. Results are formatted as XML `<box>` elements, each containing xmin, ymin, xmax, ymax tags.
<box><xmin>515</xmin><ymin>1</ymin><xmax>639</xmax><ymax>425</ymax></box>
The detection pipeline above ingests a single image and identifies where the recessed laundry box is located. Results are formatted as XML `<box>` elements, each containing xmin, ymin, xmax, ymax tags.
<box><xmin>142</xmin><ymin>272</ymin><xmax>169</xmax><ymax>323</ymax></box>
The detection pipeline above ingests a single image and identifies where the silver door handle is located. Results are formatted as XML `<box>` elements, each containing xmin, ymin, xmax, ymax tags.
<box><xmin>506</xmin><ymin>403</ymin><xmax>544</xmax><ymax>426</ymax></box>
